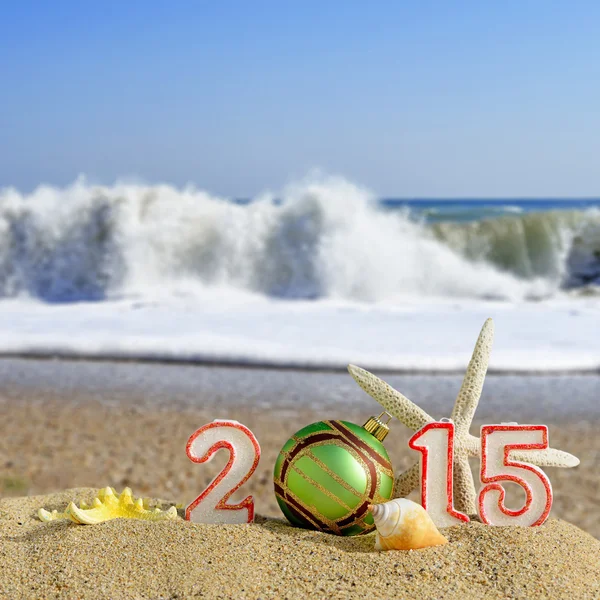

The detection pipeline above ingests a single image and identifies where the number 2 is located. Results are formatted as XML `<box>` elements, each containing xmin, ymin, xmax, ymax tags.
<box><xmin>185</xmin><ymin>420</ymin><xmax>261</xmax><ymax>524</ymax></box>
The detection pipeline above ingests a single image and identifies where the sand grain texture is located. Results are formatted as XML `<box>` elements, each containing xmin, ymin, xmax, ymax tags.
<box><xmin>0</xmin><ymin>489</ymin><xmax>599</xmax><ymax>600</ymax></box>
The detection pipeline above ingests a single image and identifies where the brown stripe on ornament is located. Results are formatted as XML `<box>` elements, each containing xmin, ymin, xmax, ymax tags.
<box><xmin>279</xmin><ymin>432</ymin><xmax>340</xmax><ymax>483</ymax></box>
<box><xmin>274</xmin><ymin>481</ymin><xmax>339</xmax><ymax>534</ymax></box>
<box><xmin>282</xmin><ymin>502</ymin><xmax>324</xmax><ymax>532</ymax></box>
<box><xmin>274</xmin><ymin>490</ymin><xmax>323</xmax><ymax>531</ymax></box>
<box><xmin>337</xmin><ymin>498</ymin><xmax>373</xmax><ymax>528</ymax></box>
<box><xmin>327</xmin><ymin>420</ymin><xmax>393</xmax><ymax>471</ymax></box>
<box><xmin>274</xmin><ymin>482</ymin><xmax>325</xmax><ymax>530</ymax></box>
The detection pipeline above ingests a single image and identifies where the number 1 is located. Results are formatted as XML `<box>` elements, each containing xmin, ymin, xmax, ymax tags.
<box><xmin>409</xmin><ymin>421</ymin><xmax>470</xmax><ymax>527</ymax></box>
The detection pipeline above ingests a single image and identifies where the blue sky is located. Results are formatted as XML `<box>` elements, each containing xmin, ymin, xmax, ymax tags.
<box><xmin>1</xmin><ymin>1</ymin><xmax>599</xmax><ymax>197</ymax></box>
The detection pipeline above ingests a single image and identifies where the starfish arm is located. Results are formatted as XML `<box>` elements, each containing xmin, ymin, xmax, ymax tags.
<box><xmin>510</xmin><ymin>447</ymin><xmax>580</xmax><ymax>468</ymax></box>
<box><xmin>464</xmin><ymin>434</ymin><xmax>481</xmax><ymax>457</ymax></box>
<box><xmin>451</xmin><ymin>318</ymin><xmax>494</xmax><ymax>431</ymax></box>
<box><xmin>392</xmin><ymin>462</ymin><xmax>421</xmax><ymax>498</ymax></box>
<box><xmin>452</xmin><ymin>453</ymin><xmax>477</xmax><ymax>515</ymax></box>
<box><xmin>347</xmin><ymin>365</ymin><xmax>434</xmax><ymax>430</ymax></box>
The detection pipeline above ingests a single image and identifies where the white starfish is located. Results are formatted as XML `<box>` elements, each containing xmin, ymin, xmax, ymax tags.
<box><xmin>348</xmin><ymin>318</ymin><xmax>580</xmax><ymax>515</ymax></box>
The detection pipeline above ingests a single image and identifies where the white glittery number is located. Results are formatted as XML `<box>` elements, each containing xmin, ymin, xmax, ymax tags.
<box><xmin>478</xmin><ymin>424</ymin><xmax>552</xmax><ymax>527</ymax></box>
<box><xmin>409</xmin><ymin>421</ymin><xmax>470</xmax><ymax>527</ymax></box>
<box><xmin>185</xmin><ymin>420</ymin><xmax>261</xmax><ymax>524</ymax></box>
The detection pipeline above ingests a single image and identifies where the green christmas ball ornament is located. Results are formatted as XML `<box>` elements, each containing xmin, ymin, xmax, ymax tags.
<box><xmin>273</xmin><ymin>413</ymin><xmax>394</xmax><ymax>536</ymax></box>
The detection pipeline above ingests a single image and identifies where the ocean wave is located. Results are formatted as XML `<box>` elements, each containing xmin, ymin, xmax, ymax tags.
<box><xmin>0</xmin><ymin>176</ymin><xmax>598</xmax><ymax>303</ymax></box>
<box><xmin>419</xmin><ymin>204</ymin><xmax>524</xmax><ymax>223</ymax></box>
<box><xmin>431</xmin><ymin>208</ymin><xmax>600</xmax><ymax>287</ymax></box>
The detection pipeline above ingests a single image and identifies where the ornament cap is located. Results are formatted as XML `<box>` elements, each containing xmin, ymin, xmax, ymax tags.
<box><xmin>362</xmin><ymin>412</ymin><xmax>392</xmax><ymax>442</ymax></box>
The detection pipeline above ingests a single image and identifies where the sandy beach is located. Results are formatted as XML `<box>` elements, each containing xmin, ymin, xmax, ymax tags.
<box><xmin>1</xmin><ymin>489</ymin><xmax>599</xmax><ymax>599</ymax></box>
<box><xmin>0</xmin><ymin>359</ymin><xmax>598</xmax><ymax>598</ymax></box>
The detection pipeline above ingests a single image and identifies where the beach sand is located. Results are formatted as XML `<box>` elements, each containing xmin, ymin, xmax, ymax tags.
<box><xmin>1</xmin><ymin>489</ymin><xmax>599</xmax><ymax>599</ymax></box>
<box><xmin>0</xmin><ymin>360</ymin><xmax>598</xmax><ymax>597</ymax></box>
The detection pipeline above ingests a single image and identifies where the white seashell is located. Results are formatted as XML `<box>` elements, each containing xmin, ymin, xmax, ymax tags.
<box><xmin>370</xmin><ymin>498</ymin><xmax>448</xmax><ymax>551</ymax></box>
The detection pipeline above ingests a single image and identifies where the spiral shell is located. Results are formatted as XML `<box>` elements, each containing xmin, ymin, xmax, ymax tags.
<box><xmin>369</xmin><ymin>498</ymin><xmax>448</xmax><ymax>551</ymax></box>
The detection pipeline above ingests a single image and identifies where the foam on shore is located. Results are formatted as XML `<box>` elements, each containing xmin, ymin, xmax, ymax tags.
<box><xmin>0</xmin><ymin>296</ymin><xmax>598</xmax><ymax>372</ymax></box>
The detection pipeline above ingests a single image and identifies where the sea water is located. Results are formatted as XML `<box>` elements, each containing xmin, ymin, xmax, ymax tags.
<box><xmin>0</xmin><ymin>175</ymin><xmax>598</xmax><ymax>371</ymax></box>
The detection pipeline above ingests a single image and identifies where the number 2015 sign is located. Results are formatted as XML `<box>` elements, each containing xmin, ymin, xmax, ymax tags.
<box><xmin>183</xmin><ymin>419</ymin><xmax>553</xmax><ymax>528</ymax></box>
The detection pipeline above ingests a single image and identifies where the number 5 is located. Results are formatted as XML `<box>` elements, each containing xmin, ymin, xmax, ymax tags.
<box><xmin>185</xmin><ymin>420</ymin><xmax>261</xmax><ymax>524</ymax></box>
<box><xmin>478</xmin><ymin>424</ymin><xmax>552</xmax><ymax>527</ymax></box>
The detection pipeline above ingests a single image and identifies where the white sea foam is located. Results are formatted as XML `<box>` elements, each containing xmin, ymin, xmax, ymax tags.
<box><xmin>0</xmin><ymin>295</ymin><xmax>597</xmax><ymax>371</ymax></box>
<box><xmin>2</xmin><ymin>175</ymin><xmax>596</xmax><ymax>303</ymax></box>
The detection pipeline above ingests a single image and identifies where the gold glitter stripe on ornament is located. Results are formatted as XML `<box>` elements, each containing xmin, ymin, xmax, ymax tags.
<box><xmin>281</xmin><ymin>432</ymin><xmax>345</xmax><ymax>482</ymax></box>
<box><xmin>337</xmin><ymin>483</ymin><xmax>403</xmax><ymax>533</ymax></box>
<box><xmin>327</xmin><ymin>421</ymin><xmax>392</xmax><ymax>468</ymax></box>
<box><xmin>287</xmin><ymin>425</ymin><xmax>349</xmax><ymax>451</ymax></box>
<box><xmin>289</xmin><ymin>431</ymin><xmax>332</xmax><ymax>445</ymax></box>
<box><xmin>274</xmin><ymin>490</ymin><xmax>325</xmax><ymax>531</ymax></box>
<box><xmin>274</xmin><ymin>481</ymin><xmax>331</xmax><ymax>531</ymax></box>
<box><xmin>289</xmin><ymin>463</ymin><xmax>355</xmax><ymax>512</ymax></box>
<box><xmin>278</xmin><ymin>486</ymin><xmax>343</xmax><ymax>535</ymax></box>
<box><xmin>305</xmin><ymin>450</ymin><xmax>365</xmax><ymax>496</ymax></box>
<box><xmin>285</xmin><ymin>430</ymin><xmax>338</xmax><ymax>459</ymax></box>
<box><xmin>329</xmin><ymin>445</ymin><xmax>376</xmax><ymax>527</ymax></box>
<box><xmin>326</xmin><ymin>421</ymin><xmax>394</xmax><ymax>478</ymax></box>
<box><xmin>292</xmin><ymin>437</ymin><xmax>373</xmax><ymax>501</ymax></box>
<box><xmin>289</xmin><ymin>424</ymin><xmax>355</xmax><ymax>447</ymax></box>
<box><xmin>336</xmin><ymin>508</ymin><xmax>374</xmax><ymax>534</ymax></box>
<box><xmin>339</xmin><ymin>516</ymin><xmax>371</xmax><ymax>533</ymax></box>
<box><xmin>337</xmin><ymin>488</ymin><xmax>395</xmax><ymax>533</ymax></box>
<box><xmin>340</xmin><ymin>518</ymin><xmax>370</xmax><ymax>534</ymax></box>
<box><xmin>327</xmin><ymin>421</ymin><xmax>386</xmax><ymax>459</ymax></box>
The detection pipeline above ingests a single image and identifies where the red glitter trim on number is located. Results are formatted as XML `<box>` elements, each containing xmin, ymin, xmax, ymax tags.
<box><xmin>478</xmin><ymin>424</ymin><xmax>552</xmax><ymax>527</ymax></box>
<box><xmin>409</xmin><ymin>422</ymin><xmax>470</xmax><ymax>524</ymax></box>
<box><xmin>185</xmin><ymin>420</ymin><xmax>261</xmax><ymax>523</ymax></box>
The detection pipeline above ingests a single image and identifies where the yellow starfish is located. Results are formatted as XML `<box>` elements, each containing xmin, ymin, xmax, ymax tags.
<box><xmin>38</xmin><ymin>487</ymin><xmax>179</xmax><ymax>525</ymax></box>
<box><xmin>38</xmin><ymin>492</ymin><xmax>107</xmax><ymax>522</ymax></box>
<box><xmin>348</xmin><ymin>318</ymin><xmax>580</xmax><ymax>515</ymax></box>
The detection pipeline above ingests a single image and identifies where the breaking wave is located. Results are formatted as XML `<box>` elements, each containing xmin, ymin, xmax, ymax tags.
<box><xmin>0</xmin><ymin>176</ymin><xmax>598</xmax><ymax>303</ymax></box>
